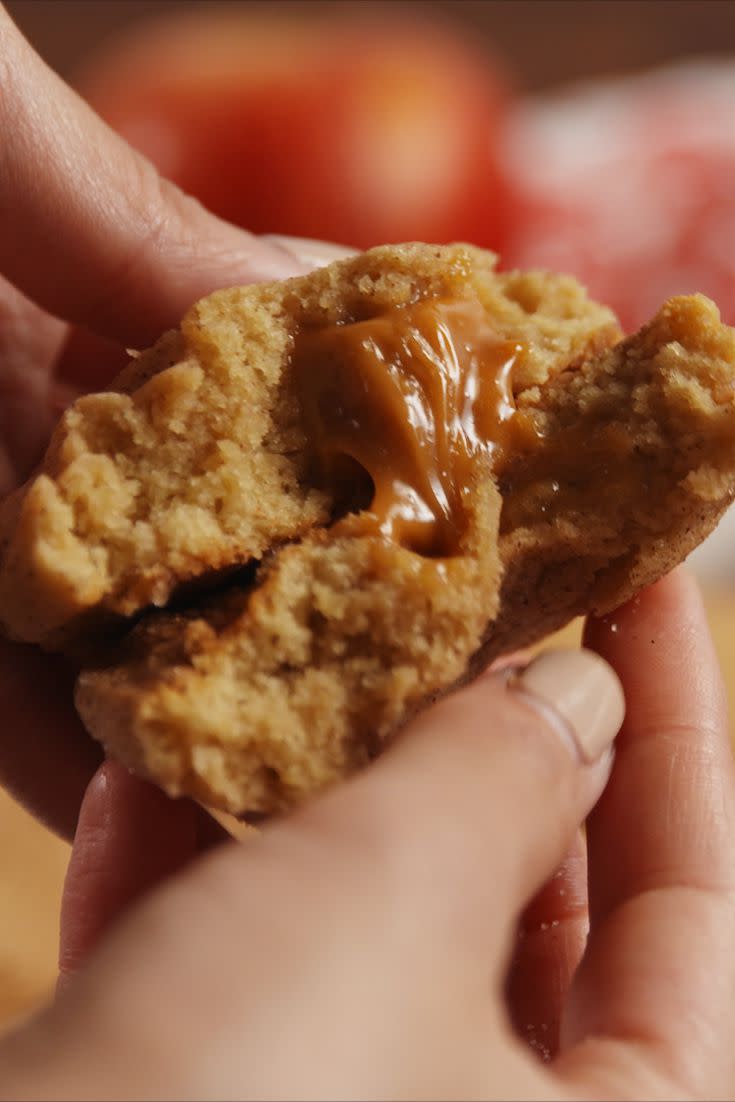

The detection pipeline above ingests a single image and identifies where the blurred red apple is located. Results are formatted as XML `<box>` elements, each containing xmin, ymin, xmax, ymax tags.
<box><xmin>78</xmin><ymin>8</ymin><xmax>512</xmax><ymax>250</ymax></box>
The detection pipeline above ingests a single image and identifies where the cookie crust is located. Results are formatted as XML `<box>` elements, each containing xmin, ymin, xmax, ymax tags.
<box><xmin>67</xmin><ymin>258</ymin><xmax>735</xmax><ymax>814</ymax></box>
<box><xmin>0</xmin><ymin>244</ymin><xmax>618</xmax><ymax>650</ymax></box>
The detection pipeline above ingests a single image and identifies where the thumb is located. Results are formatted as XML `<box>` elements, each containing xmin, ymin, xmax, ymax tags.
<box><xmin>298</xmin><ymin>648</ymin><xmax>624</xmax><ymax>963</ymax></box>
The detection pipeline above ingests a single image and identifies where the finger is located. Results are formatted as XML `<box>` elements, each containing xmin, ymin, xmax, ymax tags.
<box><xmin>38</xmin><ymin>652</ymin><xmax>619</xmax><ymax>1101</ymax></box>
<box><xmin>290</xmin><ymin>649</ymin><xmax>623</xmax><ymax>975</ymax></box>
<box><xmin>0</xmin><ymin>9</ymin><xmax>311</xmax><ymax>347</ymax></box>
<box><xmin>0</xmin><ymin>638</ymin><xmax>102</xmax><ymax>839</ymax></box>
<box><xmin>262</xmin><ymin>234</ymin><xmax>358</xmax><ymax>268</ymax></box>
<box><xmin>0</xmin><ymin>274</ymin><xmax>66</xmax><ymax>491</ymax></box>
<box><xmin>58</xmin><ymin>761</ymin><xmax>228</xmax><ymax>990</ymax></box>
<box><xmin>506</xmin><ymin>831</ymin><xmax>588</xmax><ymax>1064</ymax></box>
<box><xmin>489</xmin><ymin>648</ymin><xmax>533</xmax><ymax>672</ymax></box>
<box><xmin>53</xmin><ymin>326</ymin><xmax>130</xmax><ymax>392</ymax></box>
<box><xmin>560</xmin><ymin>571</ymin><xmax>735</xmax><ymax>1097</ymax></box>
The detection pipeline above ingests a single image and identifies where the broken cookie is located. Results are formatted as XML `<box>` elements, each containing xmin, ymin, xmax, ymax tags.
<box><xmin>1</xmin><ymin>245</ymin><xmax>734</xmax><ymax>814</ymax></box>
<box><xmin>0</xmin><ymin>244</ymin><xmax>618</xmax><ymax>650</ymax></box>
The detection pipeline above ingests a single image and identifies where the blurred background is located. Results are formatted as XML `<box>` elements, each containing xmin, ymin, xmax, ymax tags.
<box><xmin>3</xmin><ymin>0</ymin><xmax>735</xmax><ymax>1034</ymax></box>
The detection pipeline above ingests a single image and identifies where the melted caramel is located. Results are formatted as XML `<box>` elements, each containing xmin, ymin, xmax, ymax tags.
<box><xmin>294</xmin><ymin>298</ymin><xmax>535</xmax><ymax>556</ymax></box>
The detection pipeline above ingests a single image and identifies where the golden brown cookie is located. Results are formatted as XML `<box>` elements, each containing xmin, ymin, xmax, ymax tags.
<box><xmin>0</xmin><ymin>244</ymin><xmax>619</xmax><ymax>651</ymax></box>
<box><xmin>69</xmin><ymin>264</ymin><xmax>735</xmax><ymax>815</ymax></box>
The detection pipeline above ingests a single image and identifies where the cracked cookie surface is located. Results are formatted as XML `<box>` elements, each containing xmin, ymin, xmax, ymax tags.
<box><xmin>74</xmin><ymin>257</ymin><xmax>735</xmax><ymax>813</ymax></box>
<box><xmin>3</xmin><ymin>245</ymin><xmax>734</xmax><ymax>814</ymax></box>
<box><xmin>0</xmin><ymin>244</ymin><xmax>618</xmax><ymax>650</ymax></box>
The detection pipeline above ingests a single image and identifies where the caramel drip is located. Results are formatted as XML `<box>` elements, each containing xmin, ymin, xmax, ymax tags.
<box><xmin>294</xmin><ymin>298</ymin><xmax>532</xmax><ymax>556</ymax></box>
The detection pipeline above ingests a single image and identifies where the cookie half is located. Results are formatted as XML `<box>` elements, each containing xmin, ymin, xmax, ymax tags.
<box><xmin>0</xmin><ymin>244</ymin><xmax>619</xmax><ymax>650</ymax></box>
<box><xmin>73</xmin><ymin>278</ymin><xmax>735</xmax><ymax>814</ymax></box>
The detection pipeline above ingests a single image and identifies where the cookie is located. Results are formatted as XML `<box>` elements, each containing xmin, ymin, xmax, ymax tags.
<box><xmin>0</xmin><ymin>244</ymin><xmax>619</xmax><ymax>651</ymax></box>
<box><xmin>74</xmin><ymin>278</ymin><xmax>735</xmax><ymax>814</ymax></box>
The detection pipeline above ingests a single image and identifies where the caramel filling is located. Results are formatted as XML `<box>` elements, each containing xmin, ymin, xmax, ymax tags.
<box><xmin>295</xmin><ymin>298</ymin><xmax>535</xmax><ymax>557</ymax></box>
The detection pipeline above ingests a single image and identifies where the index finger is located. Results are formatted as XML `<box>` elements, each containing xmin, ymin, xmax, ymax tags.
<box><xmin>561</xmin><ymin>570</ymin><xmax>735</xmax><ymax>1097</ymax></box>
<box><xmin>0</xmin><ymin>6</ymin><xmax>306</xmax><ymax>347</ymax></box>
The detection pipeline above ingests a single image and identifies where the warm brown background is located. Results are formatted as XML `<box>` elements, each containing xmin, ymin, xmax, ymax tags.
<box><xmin>3</xmin><ymin>0</ymin><xmax>735</xmax><ymax>1035</ymax></box>
<box><xmin>6</xmin><ymin>0</ymin><xmax>735</xmax><ymax>92</ymax></box>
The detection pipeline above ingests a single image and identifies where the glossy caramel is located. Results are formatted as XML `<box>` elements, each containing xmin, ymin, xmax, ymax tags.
<box><xmin>295</xmin><ymin>297</ymin><xmax>531</xmax><ymax>556</ymax></box>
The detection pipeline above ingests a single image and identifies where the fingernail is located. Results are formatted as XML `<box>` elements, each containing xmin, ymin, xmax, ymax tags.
<box><xmin>261</xmin><ymin>234</ymin><xmax>359</xmax><ymax>269</ymax></box>
<box><xmin>508</xmin><ymin>649</ymin><xmax>625</xmax><ymax>764</ymax></box>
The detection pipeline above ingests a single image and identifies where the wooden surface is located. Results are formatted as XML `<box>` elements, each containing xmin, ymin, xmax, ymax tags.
<box><xmin>1</xmin><ymin>589</ymin><xmax>734</xmax><ymax>1033</ymax></box>
<box><xmin>0</xmin><ymin>795</ymin><xmax>68</xmax><ymax>1030</ymax></box>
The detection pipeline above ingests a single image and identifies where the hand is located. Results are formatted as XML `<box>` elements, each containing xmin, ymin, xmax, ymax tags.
<box><xmin>3</xmin><ymin>570</ymin><xmax>733</xmax><ymax>1100</ymax></box>
<box><xmin>0</xmin><ymin>4</ymin><xmax>351</xmax><ymax>838</ymax></box>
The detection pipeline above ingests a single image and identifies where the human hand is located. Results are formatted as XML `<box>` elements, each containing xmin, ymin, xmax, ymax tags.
<box><xmin>3</xmin><ymin>569</ymin><xmax>733</xmax><ymax>1100</ymax></box>
<box><xmin>0</xmin><ymin>4</ymin><xmax>352</xmax><ymax>837</ymax></box>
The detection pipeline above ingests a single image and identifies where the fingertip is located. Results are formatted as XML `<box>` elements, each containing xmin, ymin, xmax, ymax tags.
<box><xmin>76</xmin><ymin>759</ymin><xmax>168</xmax><ymax>834</ymax></box>
<box><xmin>261</xmin><ymin>234</ymin><xmax>358</xmax><ymax>270</ymax></box>
<box><xmin>72</xmin><ymin>760</ymin><xmax>115</xmax><ymax>838</ymax></box>
<box><xmin>83</xmin><ymin>758</ymin><xmax>127</xmax><ymax>801</ymax></box>
<box><xmin>648</xmin><ymin>565</ymin><xmax>708</xmax><ymax>624</ymax></box>
<box><xmin>510</xmin><ymin>649</ymin><xmax>624</xmax><ymax>766</ymax></box>
<box><xmin>585</xmin><ymin>567</ymin><xmax>701</xmax><ymax>647</ymax></box>
<box><xmin>583</xmin><ymin>567</ymin><xmax>725</xmax><ymax>723</ymax></box>
<box><xmin>61</xmin><ymin>763</ymin><xmax>205</xmax><ymax>979</ymax></box>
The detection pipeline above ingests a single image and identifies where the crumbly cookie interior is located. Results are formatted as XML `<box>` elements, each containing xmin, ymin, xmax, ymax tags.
<box><xmin>76</xmin><ymin>272</ymin><xmax>735</xmax><ymax>814</ymax></box>
<box><xmin>5</xmin><ymin>244</ymin><xmax>734</xmax><ymax>814</ymax></box>
<box><xmin>77</xmin><ymin>489</ymin><xmax>502</xmax><ymax>812</ymax></box>
<box><xmin>0</xmin><ymin>244</ymin><xmax>619</xmax><ymax>649</ymax></box>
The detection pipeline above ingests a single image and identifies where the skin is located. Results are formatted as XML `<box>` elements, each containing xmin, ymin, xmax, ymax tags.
<box><xmin>1</xmin><ymin>7</ymin><xmax>734</xmax><ymax>1098</ymax></box>
<box><xmin>0</xmin><ymin>3</ymin><xmax>348</xmax><ymax>839</ymax></box>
